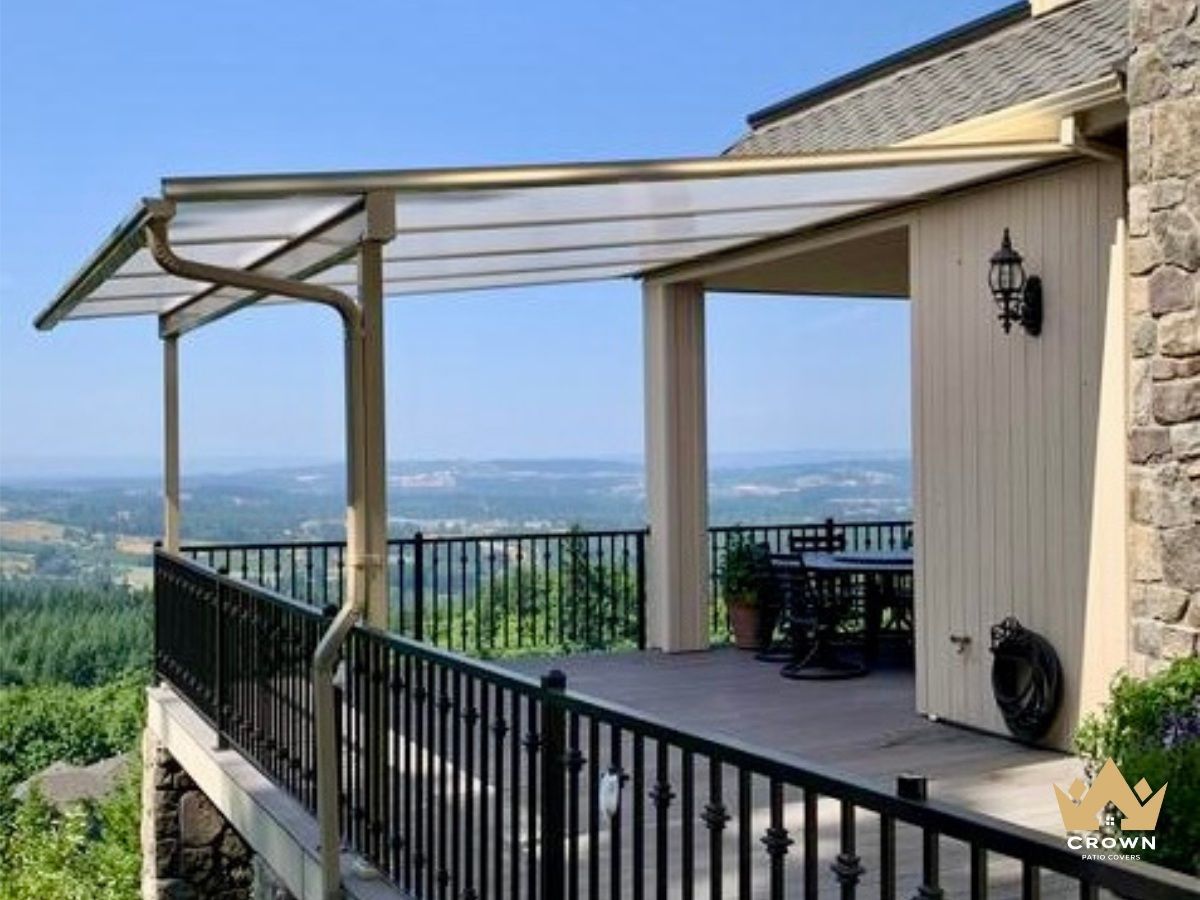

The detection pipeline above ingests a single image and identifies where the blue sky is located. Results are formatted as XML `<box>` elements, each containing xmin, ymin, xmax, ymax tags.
<box><xmin>0</xmin><ymin>1</ymin><xmax>1000</xmax><ymax>473</ymax></box>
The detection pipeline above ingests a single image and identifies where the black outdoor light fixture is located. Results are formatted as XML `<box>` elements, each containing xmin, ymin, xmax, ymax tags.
<box><xmin>988</xmin><ymin>228</ymin><xmax>1042</xmax><ymax>336</ymax></box>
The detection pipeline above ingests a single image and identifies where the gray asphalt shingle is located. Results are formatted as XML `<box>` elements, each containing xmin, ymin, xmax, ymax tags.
<box><xmin>729</xmin><ymin>0</ymin><xmax>1128</xmax><ymax>155</ymax></box>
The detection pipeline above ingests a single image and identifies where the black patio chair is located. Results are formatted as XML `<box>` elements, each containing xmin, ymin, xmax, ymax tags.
<box><xmin>777</xmin><ymin>552</ymin><xmax>867</xmax><ymax>680</ymax></box>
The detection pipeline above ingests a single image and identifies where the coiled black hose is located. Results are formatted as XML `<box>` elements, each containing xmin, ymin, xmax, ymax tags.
<box><xmin>990</xmin><ymin>616</ymin><xmax>1062</xmax><ymax>742</ymax></box>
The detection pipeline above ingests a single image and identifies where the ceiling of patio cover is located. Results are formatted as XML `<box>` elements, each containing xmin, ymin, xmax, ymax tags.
<box><xmin>35</xmin><ymin>142</ymin><xmax>1073</xmax><ymax>333</ymax></box>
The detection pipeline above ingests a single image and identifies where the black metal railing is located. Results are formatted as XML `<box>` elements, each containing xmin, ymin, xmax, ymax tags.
<box><xmin>183</xmin><ymin>520</ymin><xmax>912</xmax><ymax>653</ymax></box>
<box><xmin>156</xmin><ymin>551</ymin><xmax>325</xmax><ymax>812</ymax></box>
<box><xmin>154</xmin><ymin>550</ymin><xmax>1197</xmax><ymax>900</ymax></box>
<box><xmin>707</xmin><ymin>519</ymin><xmax>913</xmax><ymax>638</ymax></box>
<box><xmin>185</xmin><ymin>529</ymin><xmax>648</xmax><ymax>656</ymax></box>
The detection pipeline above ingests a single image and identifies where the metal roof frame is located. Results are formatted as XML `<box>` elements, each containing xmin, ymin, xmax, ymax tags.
<box><xmin>34</xmin><ymin>140</ymin><xmax>1077</xmax><ymax>337</ymax></box>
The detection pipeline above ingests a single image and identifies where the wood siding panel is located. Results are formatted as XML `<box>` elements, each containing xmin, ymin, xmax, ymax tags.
<box><xmin>911</xmin><ymin>161</ymin><xmax>1127</xmax><ymax>746</ymax></box>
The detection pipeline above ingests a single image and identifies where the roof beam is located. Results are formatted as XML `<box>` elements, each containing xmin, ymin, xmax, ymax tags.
<box><xmin>161</xmin><ymin>142</ymin><xmax>1073</xmax><ymax>201</ymax></box>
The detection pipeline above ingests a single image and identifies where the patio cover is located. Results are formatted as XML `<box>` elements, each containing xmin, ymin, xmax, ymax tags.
<box><xmin>34</xmin><ymin>141</ymin><xmax>1076</xmax><ymax>335</ymax></box>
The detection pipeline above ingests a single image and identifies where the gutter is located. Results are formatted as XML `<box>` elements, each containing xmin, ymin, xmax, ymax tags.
<box><xmin>144</xmin><ymin>204</ymin><xmax>366</xmax><ymax>900</ymax></box>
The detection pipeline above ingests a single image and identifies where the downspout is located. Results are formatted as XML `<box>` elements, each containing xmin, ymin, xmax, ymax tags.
<box><xmin>145</xmin><ymin>205</ymin><xmax>365</xmax><ymax>900</ymax></box>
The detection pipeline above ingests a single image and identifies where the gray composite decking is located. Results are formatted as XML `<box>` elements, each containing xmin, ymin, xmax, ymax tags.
<box><xmin>492</xmin><ymin>648</ymin><xmax>1095</xmax><ymax>898</ymax></box>
<box><xmin>503</xmin><ymin>646</ymin><xmax>1082</xmax><ymax>847</ymax></box>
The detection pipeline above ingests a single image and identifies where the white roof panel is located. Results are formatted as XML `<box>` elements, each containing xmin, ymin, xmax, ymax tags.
<box><xmin>35</xmin><ymin>143</ymin><xmax>1074</xmax><ymax>332</ymax></box>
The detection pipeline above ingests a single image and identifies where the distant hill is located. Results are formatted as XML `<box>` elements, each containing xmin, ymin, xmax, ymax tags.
<box><xmin>0</xmin><ymin>455</ymin><xmax>910</xmax><ymax>583</ymax></box>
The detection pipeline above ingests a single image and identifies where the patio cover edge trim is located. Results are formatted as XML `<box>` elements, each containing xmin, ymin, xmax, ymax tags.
<box><xmin>33</xmin><ymin>202</ymin><xmax>152</xmax><ymax>331</ymax></box>
<box><xmin>160</xmin><ymin>141</ymin><xmax>1072</xmax><ymax>200</ymax></box>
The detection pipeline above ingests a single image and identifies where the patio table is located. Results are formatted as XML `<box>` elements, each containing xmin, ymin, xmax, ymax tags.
<box><xmin>802</xmin><ymin>549</ymin><xmax>914</xmax><ymax>669</ymax></box>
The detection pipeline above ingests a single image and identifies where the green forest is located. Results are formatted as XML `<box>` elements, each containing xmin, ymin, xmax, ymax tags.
<box><xmin>0</xmin><ymin>581</ymin><xmax>149</xmax><ymax>900</ymax></box>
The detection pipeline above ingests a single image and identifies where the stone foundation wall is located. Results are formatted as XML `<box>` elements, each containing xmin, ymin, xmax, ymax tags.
<box><xmin>141</xmin><ymin>730</ymin><xmax>293</xmax><ymax>900</ymax></box>
<box><xmin>1126</xmin><ymin>0</ymin><xmax>1200</xmax><ymax>669</ymax></box>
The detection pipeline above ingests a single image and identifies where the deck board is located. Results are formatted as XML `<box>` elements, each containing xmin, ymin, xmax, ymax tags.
<box><xmin>503</xmin><ymin>646</ymin><xmax>1081</xmax><ymax>837</ymax></box>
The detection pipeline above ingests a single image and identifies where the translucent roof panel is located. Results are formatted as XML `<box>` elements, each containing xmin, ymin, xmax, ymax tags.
<box><xmin>35</xmin><ymin>143</ymin><xmax>1074</xmax><ymax>331</ymax></box>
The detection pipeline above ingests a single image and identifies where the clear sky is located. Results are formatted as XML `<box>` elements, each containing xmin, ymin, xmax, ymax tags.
<box><xmin>0</xmin><ymin>0</ymin><xmax>1001</xmax><ymax>474</ymax></box>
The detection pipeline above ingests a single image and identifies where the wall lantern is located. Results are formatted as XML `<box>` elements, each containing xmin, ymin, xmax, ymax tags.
<box><xmin>988</xmin><ymin>228</ymin><xmax>1042</xmax><ymax>336</ymax></box>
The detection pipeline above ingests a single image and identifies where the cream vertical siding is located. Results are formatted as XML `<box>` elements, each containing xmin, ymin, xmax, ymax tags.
<box><xmin>911</xmin><ymin>160</ymin><xmax>1128</xmax><ymax>747</ymax></box>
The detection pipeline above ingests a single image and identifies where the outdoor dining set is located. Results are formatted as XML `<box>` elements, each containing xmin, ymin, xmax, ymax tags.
<box><xmin>750</xmin><ymin>533</ymin><xmax>915</xmax><ymax>680</ymax></box>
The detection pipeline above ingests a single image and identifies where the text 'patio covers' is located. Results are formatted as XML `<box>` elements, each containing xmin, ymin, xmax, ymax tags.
<box><xmin>35</xmin><ymin>142</ymin><xmax>1074</xmax><ymax>334</ymax></box>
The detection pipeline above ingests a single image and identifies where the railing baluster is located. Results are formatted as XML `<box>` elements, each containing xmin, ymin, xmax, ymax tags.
<box><xmin>510</xmin><ymin>690</ymin><xmax>522</xmax><ymax>900</ymax></box>
<box><xmin>492</xmin><ymin>688</ymin><xmax>507</xmax><ymax>898</ymax></box>
<box><xmin>738</xmin><ymin>768</ymin><xmax>752</xmax><ymax>899</ymax></box>
<box><xmin>633</xmin><ymin>733</ymin><xmax>646</xmax><ymax>900</ymax></box>
<box><xmin>681</xmin><ymin>750</ymin><xmax>695</xmax><ymax>900</ymax></box>
<box><xmin>834</xmin><ymin>799</ymin><xmax>864</xmax><ymax>899</ymax></box>
<box><xmin>703</xmin><ymin>761</ymin><xmax>729</xmax><ymax>900</ymax></box>
<box><xmin>880</xmin><ymin>813</ymin><xmax>896</xmax><ymax>900</ymax></box>
<box><xmin>969</xmin><ymin>844</ymin><xmax>987</xmax><ymax>900</ymax></box>
<box><xmin>1021</xmin><ymin>863</ymin><xmax>1040</xmax><ymax>900</ymax></box>
<box><xmin>609</xmin><ymin>724</ymin><xmax>624</xmax><ymax>900</ymax></box>
<box><xmin>476</xmin><ymin>679</ymin><xmax>489</xmax><ymax>900</ymax></box>
<box><xmin>804</xmin><ymin>789</ymin><xmax>819</xmax><ymax>900</ymax></box>
<box><xmin>437</xmin><ymin>666</ymin><xmax>450</xmax><ymax>898</ymax></box>
<box><xmin>763</xmin><ymin>779</ymin><xmax>792</xmax><ymax>900</ymax></box>
<box><xmin>917</xmin><ymin>830</ymin><xmax>944</xmax><ymax>900</ymax></box>
<box><xmin>587</xmin><ymin>715</ymin><xmax>601</xmax><ymax>900</ymax></box>
<box><xmin>651</xmin><ymin>740</ymin><xmax>673</xmax><ymax>900</ymax></box>
<box><xmin>526</xmin><ymin>691</ymin><xmax>540</xmax><ymax>900</ymax></box>
<box><xmin>451</xmin><ymin>668</ymin><xmax>463</xmax><ymax>898</ymax></box>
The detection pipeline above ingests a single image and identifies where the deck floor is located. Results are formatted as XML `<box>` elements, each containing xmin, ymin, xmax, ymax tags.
<box><xmin>504</xmin><ymin>646</ymin><xmax>1081</xmax><ymax>836</ymax></box>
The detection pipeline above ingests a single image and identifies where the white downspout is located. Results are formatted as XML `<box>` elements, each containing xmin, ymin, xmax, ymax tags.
<box><xmin>144</xmin><ymin>207</ymin><xmax>371</xmax><ymax>900</ymax></box>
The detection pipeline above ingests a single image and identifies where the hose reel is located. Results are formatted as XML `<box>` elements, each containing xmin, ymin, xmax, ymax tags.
<box><xmin>989</xmin><ymin>616</ymin><xmax>1062</xmax><ymax>742</ymax></box>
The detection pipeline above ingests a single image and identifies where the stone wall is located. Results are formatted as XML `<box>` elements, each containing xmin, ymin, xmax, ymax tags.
<box><xmin>141</xmin><ymin>730</ymin><xmax>294</xmax><ymax>900</ymax></box>
<box><xmin>1126</xmin><ymin>0</ymin><xmax>1200</xmax><ymax>669</ymax></box>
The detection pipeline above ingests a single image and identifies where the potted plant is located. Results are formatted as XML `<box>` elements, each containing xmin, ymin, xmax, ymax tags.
<box><xmin>719</xmin><ymin>534</ymin><xmax>771</xmax><ymax>650</ymax></box>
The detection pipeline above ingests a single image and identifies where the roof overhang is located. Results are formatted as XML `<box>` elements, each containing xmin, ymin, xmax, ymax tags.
<box><xmin>35</xmin><ymin>140</ymin><xmax>1079</xmax><ymax>336</ymax></box>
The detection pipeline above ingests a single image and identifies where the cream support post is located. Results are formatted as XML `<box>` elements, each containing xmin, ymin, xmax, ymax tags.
<box><xmin>146</xmin><ymin>196</ymin><xmax>395</xmax><ymax>900</ymax></box>
<box><xmin>163</xmin><ymin>334</ymin><xmax>180</xmax><ymax>553</ymax></box>
<box><xmin>643</xmin><ymin>280</ymin><xmax>710</xmax><ymax>652</ymax></box>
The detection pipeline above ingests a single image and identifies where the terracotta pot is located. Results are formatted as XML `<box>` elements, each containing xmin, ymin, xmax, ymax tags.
<box><xmin>728</xmin><ymin>598</ymin><xmax>762</xmax><ymax>650</ymax></box>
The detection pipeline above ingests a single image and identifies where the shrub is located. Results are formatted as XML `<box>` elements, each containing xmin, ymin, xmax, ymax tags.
<box><xmin>0</xmin><ymin>775</ymin><xmax>141</xmax><ymax>900</ymax></box>
<box><xmin>1073</xmin><ymin>657</ymin><xmax>1200</xmax><ymax>875</ymax></box>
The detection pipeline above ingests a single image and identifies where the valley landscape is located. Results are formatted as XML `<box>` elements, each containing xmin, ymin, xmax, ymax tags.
<box><xmin>0</xmin><ymin>454</ymin><xmax>912</xmax><ymax>587</ymax></box>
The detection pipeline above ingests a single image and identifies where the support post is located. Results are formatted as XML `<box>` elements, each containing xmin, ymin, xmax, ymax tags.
<box><xmin>354</xmin><ymin>192</ymin><xmax>394</xmax><ymax>629</ymax></box>
<box><xmin>163</xmin><ymin>334</ymin><xmax>181</xmax><ymax>553</ymax></box>
<box><xmin>642</xmin><ymin>280</ymin><xmax>710</xmax><ymax>652</ymax></box>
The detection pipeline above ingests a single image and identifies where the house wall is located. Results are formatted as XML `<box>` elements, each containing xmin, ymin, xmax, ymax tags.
<box><xmin>1125</xmin><ymin>0</ymin><xmax>1200</xmax><ymax>671</ymax></box>
<box><xmin>911</xmin><ymin>160</ymin><xmax>1128</xmax><ymax>746</ymax></box>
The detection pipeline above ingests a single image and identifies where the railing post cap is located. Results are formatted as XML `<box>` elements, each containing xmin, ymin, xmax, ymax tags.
<box><xmin>897</xmin><ymin>773</ymin><xmax>928</xmax><ymax>801</ymax></box>
<box><xmin>542</xmin><ymin>669</ymin><xmax>567</xmax><ymax>691</ymax></box>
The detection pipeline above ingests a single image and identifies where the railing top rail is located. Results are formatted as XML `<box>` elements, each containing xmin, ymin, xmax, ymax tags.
<box><xmin>181</xmin><ymin>520</ymin><xmax>912</xmax><ymax>553</ymax></box>
<box><xmin>359</xmin><ymin>620</ymin><xmax>546</xmax><ymax>696</ymax></box>
<box><xmin>708</xmin><ymin>519</ymin><xmax>914</xmax><ymax>531</ymax></box>
<box><xmin>157</xmin><ymin>548</ymin><xmax>329</xmax><ymax>620</ymax></box>
<box><xmin>181</xmin><ymin>526</ymin><xmax>652</xmax><ymax>554</ymax></box>
<box><xmin>181</xmin><ymin>539</ymin><xmax>348</xmax><ymax>552</ymax></box>
<box><xmin>397</xmin><ymin>527</ymin><xmax>650</xmax><ymax>543</ymax></box>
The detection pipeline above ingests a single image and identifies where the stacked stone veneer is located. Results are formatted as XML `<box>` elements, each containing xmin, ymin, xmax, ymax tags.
<box><xmin>142</xmin><ymin>731</ymin><xmax>255</xmax><ymax>900</ymax></box>
<box><xmin>1127</xmin><ymin>0</ymin><xmax>1200</xmax><ymax>668</ymax></box>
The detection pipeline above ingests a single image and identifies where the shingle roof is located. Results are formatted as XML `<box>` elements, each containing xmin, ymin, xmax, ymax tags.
<box><xmin>728</xmin><ymin>0</ymin><xmax>1128</xmax><ymax>156</ymax></box>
